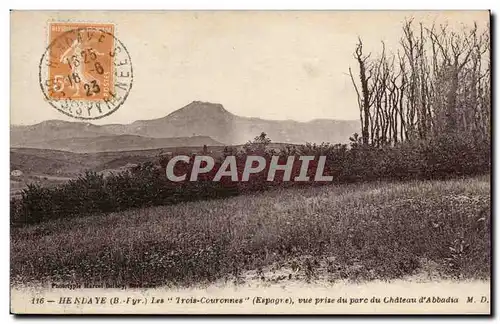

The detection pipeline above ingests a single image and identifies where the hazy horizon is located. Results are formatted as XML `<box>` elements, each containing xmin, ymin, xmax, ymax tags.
<box><xmin>11</xmin><ymin>100</ymin><xmax>362</xmax><ymax>126</ymax></box>
<box><xmin>11</xmin><ymin>10</ymin><xmax>489</xmax><ymax>126</ymax></box>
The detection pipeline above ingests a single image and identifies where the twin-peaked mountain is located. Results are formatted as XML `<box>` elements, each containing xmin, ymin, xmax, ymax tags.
<box><xmin>11</xmin><ymin>101</ymin><xmax>359</xmax><ymax>153</ymax></box>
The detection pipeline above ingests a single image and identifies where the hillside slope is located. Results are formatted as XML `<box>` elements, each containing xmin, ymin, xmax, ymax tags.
<box><xmin>11</xmin><ymin>176</ymin><xmax>490</xmax><ymax>286</ymax></box>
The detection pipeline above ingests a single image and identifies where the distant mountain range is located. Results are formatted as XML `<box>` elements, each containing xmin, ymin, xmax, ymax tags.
<box><xmin>11</xmin><ymin>101</ymin><xmax>359</xmax><ymax>153</ymax></box>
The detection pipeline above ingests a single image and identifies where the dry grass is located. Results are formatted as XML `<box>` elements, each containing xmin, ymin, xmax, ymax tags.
<box><xmin>11</xmin><ymin>176</ymin><xmax>490</xmax><ymax>287</ymax></box>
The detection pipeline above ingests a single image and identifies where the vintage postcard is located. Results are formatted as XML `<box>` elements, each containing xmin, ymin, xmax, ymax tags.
<box><xmin>10</xmin><ymin>10</ymin><xmax>491</xmax><ymax>315</ymax></box>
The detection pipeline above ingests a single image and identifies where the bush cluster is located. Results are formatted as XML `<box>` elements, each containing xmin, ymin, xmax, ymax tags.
<box><xmin>10</xmin><ymin>133</ymin><xmax>490</xmax><ymax>225</ymax></box>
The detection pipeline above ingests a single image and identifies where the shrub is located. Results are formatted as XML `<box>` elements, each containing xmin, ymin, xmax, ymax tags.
<box><xmin>10</xmin><ymin>134</ymin><xmax>490</xmax><ymax>225</ymax></box>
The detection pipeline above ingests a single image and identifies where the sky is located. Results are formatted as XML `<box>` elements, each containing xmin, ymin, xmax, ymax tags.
<box><xmin>10</xmin><ymin>10</ymin><xmax>489</xmax><ymax>125</ymax></box>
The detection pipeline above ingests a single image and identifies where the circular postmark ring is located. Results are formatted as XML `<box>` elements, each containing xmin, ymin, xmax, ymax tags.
<box><xmin>39</xmin><ymin>26</ymin><xmax>133</xmax><ymax>120</ymax></box>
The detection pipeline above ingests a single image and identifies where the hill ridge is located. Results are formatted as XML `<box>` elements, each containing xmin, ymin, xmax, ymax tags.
<box><xmin>11</xmin><ymin>101</ymin><xmax>359</xmax><ymax>151</ymax></box>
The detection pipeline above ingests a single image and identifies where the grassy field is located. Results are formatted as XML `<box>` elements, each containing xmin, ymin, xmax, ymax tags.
<box><xmin>10</xmin><ymin>143</ymin><xmax>297</xmax><ymax>177</ymax></box>
<box><xmin>11</xmin><ymin>176</ymin><xmax>490</xmax><ymax>288</ymax></box>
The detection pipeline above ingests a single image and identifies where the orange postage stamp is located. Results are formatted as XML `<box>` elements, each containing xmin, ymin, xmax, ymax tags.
<box><xmin>39</xmin><ymin>22</ymin><xmax>133</xmax><ymax>119</ymax></box>
<box><xmin>48</xmin><ymin>22</ymin><xmax>115</xmax><ymax>101</ymax></box>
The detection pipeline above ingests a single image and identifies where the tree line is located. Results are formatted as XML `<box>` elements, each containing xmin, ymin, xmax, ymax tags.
<box><xmin>349</xmin><ymin>18</ymin><xmax>490</xmax><ymax>147</ymax></box>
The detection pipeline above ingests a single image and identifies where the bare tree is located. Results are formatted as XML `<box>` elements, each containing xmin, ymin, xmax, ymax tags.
<box><xmin>349</xmin><ymin>19</ymin><xmax>490</xmax><ymax>146</ymax></box>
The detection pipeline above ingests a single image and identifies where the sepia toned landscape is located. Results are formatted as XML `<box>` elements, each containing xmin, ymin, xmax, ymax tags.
<box><xmin>10</xmin><ymin>11</ymin><xmax>491</xmax><ymax>314</ymax></box>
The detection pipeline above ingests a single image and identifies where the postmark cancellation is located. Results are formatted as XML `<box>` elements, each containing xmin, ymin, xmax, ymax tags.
<box><xmin>39</xmin><ymin>22</ymin><xmax>133</xmax><ymax>120</ymax></box>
